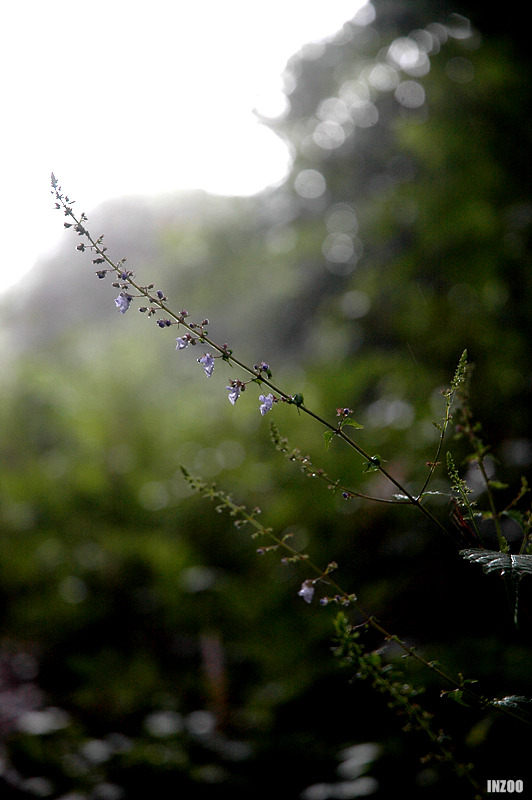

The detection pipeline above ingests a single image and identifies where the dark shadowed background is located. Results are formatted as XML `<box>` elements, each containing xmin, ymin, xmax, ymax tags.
<box><xmin>1</xmin><ymin>1</ymin><xmax>531</xmax><ymax>796</ymax></box>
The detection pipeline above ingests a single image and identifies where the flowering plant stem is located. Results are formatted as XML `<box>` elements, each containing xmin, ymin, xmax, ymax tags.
<box><xmin>52</xmin><ymin>175</ymin><xmax>451</xmax><ymax>540</ymax></box>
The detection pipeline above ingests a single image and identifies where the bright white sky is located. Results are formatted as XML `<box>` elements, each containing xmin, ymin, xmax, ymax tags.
<box><xmin>1</xmin><ymin>0</ymin><xmax>367</xmax><ymax>294</ymax></box>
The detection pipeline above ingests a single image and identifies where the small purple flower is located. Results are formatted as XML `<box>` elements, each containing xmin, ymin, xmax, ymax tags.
<box><xmin>176</xmin><ymin>336</ymin><xmax>189</xmax><ymax>350</ymax></box>
<box><xmin>298</xmin><ymin>580</ymin><xmax>315</xmax><ymax>604</ymax></box>
<box><xmin>115</xmin><ymin>292</ymin><xmax>132</xmax><ymax>314</ymax></box>
<box><xmin>226</xmin><ymin>384</ymin><xmax>241</xmax><ymax>405</ymax></box>
<box><xmin>198</xmin><ymin>353</ymin><xmax>215</xmax><ymax>377</ymax></box>
<box><xmin>259</xmin><ymin>393</ymin><xmax>275</xmax><ymax>415</ymax></box>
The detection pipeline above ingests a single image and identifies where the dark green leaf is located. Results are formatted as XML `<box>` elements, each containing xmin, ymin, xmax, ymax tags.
<box><xmin>460</xmin><ymin>549</ymin><xmax>532</xmax><ymax>579</ymax></box>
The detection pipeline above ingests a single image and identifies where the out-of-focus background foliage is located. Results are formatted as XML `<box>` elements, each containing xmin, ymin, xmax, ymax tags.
<box><xmin>1</xmin><ymin>1</ymin><xmax>531</xmax><ymax>796</ymax></box>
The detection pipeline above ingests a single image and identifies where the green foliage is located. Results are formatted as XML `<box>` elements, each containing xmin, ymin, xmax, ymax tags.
<box><xmin>460</xmin><ymin>550</ymin><xmax>532</xmax><ymax>580</ymax></box>
<box><xmin>1</xmin><ymin>2</ymin><xmax>532</xmax><ymax>797</ymax></box>
<box><xmin>332</xmin><ymin>613</ymin><xmax>483</xmax><ymax>792</ymax></box>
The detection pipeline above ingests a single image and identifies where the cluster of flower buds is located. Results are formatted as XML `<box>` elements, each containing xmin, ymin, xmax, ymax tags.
<box><xmin>337</xmin><ymin>407</ymin><xmax>354</xmax><ymax>418</ymax></box>
<box><xmin>298</xmin><ymin>578</ymin><xmax>356</xmax><ymax>606</ymax></box>
<box><xmin>297</xmin><ymin>561</ymin><xmax>353</xmax><ymax>606</ymax></box>
<box><xmin>173</xmin><ymin>330</ymin><xmax>279</xmax><ymax>413</ymax></box>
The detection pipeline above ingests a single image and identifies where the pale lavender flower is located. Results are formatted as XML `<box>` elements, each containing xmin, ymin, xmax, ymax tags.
<box><xmin>259</xmin><ymin>393</ymin><xmax>275</xmax><ymax>415</ymax></box>
<box><xmin>226</xmin><ymin>384</ymin><xmax>240</xmax><ymax>405</ymax></box>
<box><xmin>198</xmin><ymin>353</ymin><xmax>215</xmax><ymax>377</ymax></box>
<box><xmin>175</xmin><ymin>337</ymin><xmax>189</xmax><ymax>350</ymax></box>
<box><xmin>115</xmin><ymin>292</ymin><xmax>132</xmax><ymax>314</ymax></box>
<box><xmin>298</xmin><ymin>580</ymin><xmax>315</xmax><ymax>604</ymax></box>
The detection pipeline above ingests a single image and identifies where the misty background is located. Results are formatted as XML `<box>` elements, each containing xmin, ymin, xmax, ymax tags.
<box><xmin>0</xmin><ymin>1</ymin><xmax>531</xmax><ymax>797</ymax></box>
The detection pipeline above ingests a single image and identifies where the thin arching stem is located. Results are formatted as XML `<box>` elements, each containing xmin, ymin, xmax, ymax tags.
<box><xmin>54</xmin><ymin>178</ymin><xmax>453</xmax><ymax>541</ymax></box>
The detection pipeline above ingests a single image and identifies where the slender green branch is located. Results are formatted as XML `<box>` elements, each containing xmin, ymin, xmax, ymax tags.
<box><xmin>179</xmin><ymin>467</ymin><xmax>530</xmax><ymax>727</ymax></box>
<box><xmin>419</xmin><ymin>349</ymin><xmax>468</xmax><ymax>498</ymax></box>
<box><xmin>333</xmin><ymin>615</ymin><xmax>485</xmax><ymax>798</ymax></box>
<box><xmin>269</xmin><ymin>422</ymin><xmax>412</xmax><ymax>505</ymax></box>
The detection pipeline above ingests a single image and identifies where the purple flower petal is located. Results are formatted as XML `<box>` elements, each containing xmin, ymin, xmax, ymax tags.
<box><xmin>198</xmin><ymin>353</ymin><xmax>215</xmax><ymax>377</ymax></box>
<box><xmin>114</xmin><ymin>293</ymin><xmax>132</xmax><ymax>314</ymax></box>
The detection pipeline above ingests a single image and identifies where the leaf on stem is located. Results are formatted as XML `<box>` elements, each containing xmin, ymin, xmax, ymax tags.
<box><xmin>460</xmin><ymin>549</ymin><xmax>532</xmax><ymax>579</ymax></box>
<box><xmin>343</xmin><ymin>419</ymin><xmax>364</xmax><ymax>430</ymax></box>
<box><xmin>460</xmin><ymin>548</ymin><xmax>532</xmax><ymax>627</ymax></box>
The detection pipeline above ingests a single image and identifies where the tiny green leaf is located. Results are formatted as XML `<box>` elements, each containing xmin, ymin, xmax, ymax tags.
<box><xmin>343</xmin><ymin>419</ymin><xmax>364</xmax><ymax>430</ymax></box>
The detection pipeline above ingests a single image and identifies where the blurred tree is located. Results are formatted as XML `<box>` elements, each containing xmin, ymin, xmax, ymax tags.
<box><xmin>267</xmin><ymin>0</ymin><xmax>532</xmax><ymax>439</ymax></box>
<box><xmin>0</xmin><ymin>1</ymin><xmax>531</xmax><ymax>797</ymax></box>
